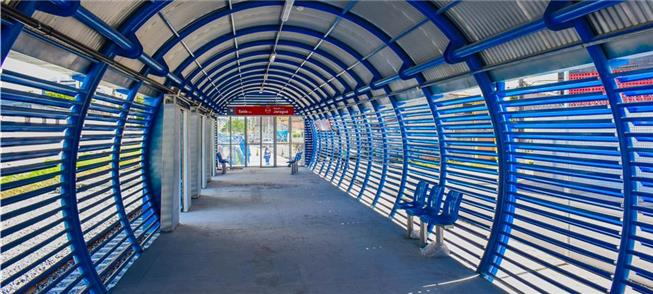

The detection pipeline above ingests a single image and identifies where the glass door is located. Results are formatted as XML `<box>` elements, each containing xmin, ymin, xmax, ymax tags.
<box><xmin>247</xmin><ymin>116</ymin><xmax>261</xmax><ymax>167</ymax></box>
<box><xmin>230</xmin><ymin>117</ymin><xmax>246</xmax><ymax>167</ymax></box>
<box><xmin>276</xmin><ymin>116</ymin><xmax>290</xmax><ymax>166</ymax></box>
<box><xmin>261</xmin><ymin>116</ymin><xmax>274</xmax><ymax>167</ymax></box>
<box><xmin>291</xmin><ymin>116</ymin><xmax>305</xmax><ymax>166</ymax></box>
<box><xmin>216</xmin><ymin>117</ymin><xmax>231</xmax><ymax>169</ymax></box>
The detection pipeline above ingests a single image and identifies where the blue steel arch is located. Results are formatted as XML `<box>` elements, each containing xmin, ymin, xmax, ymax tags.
<box><xmin>214</xmin><ymin>67</ymin><xmax>330</xmax><ymax>107</ymax></box>
<box><xmin>146</xmin><ymin>0</ymin><xmax>414</xmax><ymax>107</ymax></box>
<box><xmin>408</xmin><ymin>0</ymin><xmax>513</xmax><ymax>281</ymax></box>
<box><xmin>180</xmin><ymin>40</ymin><xmax>359</xmax><ymax>95</ymax></box>
<box><xmin>206</xmin><ymin>58</ymin><xmax>340</xmax><ymax>97</ymax></box>
<box><xmin>196</xmin><ymin>52</ymin><xmax>348</xmax><ymax>103</ymax></box>
<box><xmin>212</xmin><ymin>65</ymin><xmax>332</xmax><ymax>104</ymax></box>
<box><xmin>217</xmin><ymin>80</ymin><xmax>316</xmax><ymax>110</ymax></box>
<box><xmin>568</xmin><ymin>14</ymin><xmax>637</xmax><ymax>294</ymax></box>
<box><xmin>4</xmin><ymin>0</ymin><xmax>653</xmax><ymax>293</ymax></box>
<box><xmin>218</xmin><ymin>78</ymin><xmax>310</xmax><ymax>105</ymax></box>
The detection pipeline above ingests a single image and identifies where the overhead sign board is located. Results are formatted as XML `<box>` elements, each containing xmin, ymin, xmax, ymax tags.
<box><xmin>229</xmin><ymin>105</ymin><xmax>295</xmax><ymax>115</ymax></box>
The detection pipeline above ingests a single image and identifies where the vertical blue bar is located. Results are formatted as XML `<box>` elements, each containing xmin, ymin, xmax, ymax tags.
<box><xmin>389</xmin><ymin>96</ymin><xmax>410</xmax><ymax>217</ymax></box>
<box><xmin>60</xmin><ymin>63</ymin><xmax>109</xmax><ymax>293</ymax></box>
<box><xmin>573</xmin><ymin>19</ymin><xmax>636</xmax><ymax>294</ymax></box>
<box><xmin>336</xmin><ymin>109</ymin><xmax>352</xmax><ymax>188</ymax></box>
<box><xmin>356</xmin><ymin>109</ymin><xmax>374</xmax><ymax>200</ymax></box>
<box><xmin>371</xmin><ymin>100</ymin><xmax>389</xmax><ymax>207</ymax></box>
<box><xmin>1</xmin><ymin>1</ymin><xmax>36</xmax><ymax>63</ymax></box>
<box><xmin>110</xmin><ymin>82</ymin><xmax>145</xmax><ymax>254</ymax></box>
<box><xmin>346</xmin><ymin>107</ymin><xmax>363</xmax><ymax>194</ymax></box>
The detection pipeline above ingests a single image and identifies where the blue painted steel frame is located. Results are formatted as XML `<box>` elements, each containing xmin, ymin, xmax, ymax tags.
<box><xmin>408</xmin><ymin>1</ymin><xmax>513</xmax><ymax>279</ymax></box>
<box><xmin>389</xmin><ymin>96</ymin><xmax>410</xmax><ymax>217</ymax></box>
<box><xmin>346</xmin><ymin>106</ymin><xmax>363</xmax><ymax>194</ymax></box>
<box><xmin>336</xmin><ymin>108</ymin><xmax>352</xmax><ymax>188</ymax></box>
<box><xmin>421</xmin><ymin>88</ymin><xmax>448</xmax><ymax>187</ymax></box>
<box><xmin>329</xmin><ymin>110</ymin><xmax>344</xmax><ymax>183</ymax></box>
<box><xmin>61</xmin><ymin>62</ymin><xmax>109</xmax><ymax>293</ymax></box>
<box><xmin>111</xmin><ymin>82</ymin><xmax>145</xmax><ymax>254</ymax></box>
<box><xmin>356</xmin><ymin>108</ymin><xmax>374</xmax><ymax>200</ymax></box>
<box><xmin>1</xmin><ymin>1</ymin><xmax>36</xmax><ymax>63</ymax></box>
<box><xmin>569</xmin><ymin>16</ymin><xmax>636</xmax><ymax>294</ymax></box>
<box><xmin>371</xmin><ymin>100</ymin><xmax>389</xmax><ymax>207</ymax></box>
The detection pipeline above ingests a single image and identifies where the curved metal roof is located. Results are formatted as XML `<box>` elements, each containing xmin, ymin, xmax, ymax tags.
<box><xmin>14</xmin><ymin>0</ymin><xmax>653</xmax><ymax>112</ymax></box>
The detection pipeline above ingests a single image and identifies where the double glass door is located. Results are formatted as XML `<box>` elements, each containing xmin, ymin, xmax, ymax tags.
<box><xmin>217</xmin><ymin>116</ymin><xmax>303</xmax><ymax>167</ymax></box>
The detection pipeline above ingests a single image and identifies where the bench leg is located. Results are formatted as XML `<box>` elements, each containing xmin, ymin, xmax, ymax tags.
<box><xmin>406</xmin><ymin>216</ymin><xmax>413</xmax><ymax>238</ymax></box>
<box><xmin>420</xmin><ymin>221</ymin><xmax>427</xmax><ymax>247</ymax></box>
<box><xmin>433</xmin><ymin>225</ymin><xmax>450</xmax><ymax>256</ymax></box>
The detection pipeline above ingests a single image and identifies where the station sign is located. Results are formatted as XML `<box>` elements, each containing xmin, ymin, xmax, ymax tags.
<box><xmin>229</xmin><ymin>105</ymin><xmax>295</xmax><ymax>115</ymax></box>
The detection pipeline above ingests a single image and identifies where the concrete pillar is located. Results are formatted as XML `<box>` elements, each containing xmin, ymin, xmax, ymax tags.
<box><xmin>188</xmin><ymin>110</ymin><xmax>201</xmax><ymax>199</ymax></box>
<box><xmin>210</xmin><ymin>118</ymin><xmax>216</xmax><ymax>177</ymax></box>
<box><xmin>160</xmin><ymin>96</ymin><xmax>180</xmax><ymax>232</ymax></box>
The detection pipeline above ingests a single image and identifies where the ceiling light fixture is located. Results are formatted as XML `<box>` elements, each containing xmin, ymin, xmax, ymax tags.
<box><xmin>281</xmin><ymin>0</ymin><xmax>295</xmax><ymax>22</ymax></box>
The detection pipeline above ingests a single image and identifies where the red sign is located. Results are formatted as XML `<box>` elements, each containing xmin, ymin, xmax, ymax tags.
<box><xmin>231</xmin><ymin>105</ymin><xmax>294</xmax><ymax>115</ymax></box>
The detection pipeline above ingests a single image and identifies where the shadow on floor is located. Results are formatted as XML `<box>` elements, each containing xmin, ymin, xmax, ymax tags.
<box><xmin>113</xmin><ymin>168</ymin><xmax>503</xmax><ymax>294</ymax></box>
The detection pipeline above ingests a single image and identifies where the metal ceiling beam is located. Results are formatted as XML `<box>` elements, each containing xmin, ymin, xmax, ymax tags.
<box><xmin>196</xmin><ymin>50</ymin><xmax>348</xmax><ymax>97</ymax></box>
<box><xmin>180</xmin><ymin>39</ymin><xmax>361</xmax><ymax>98</ymax></box>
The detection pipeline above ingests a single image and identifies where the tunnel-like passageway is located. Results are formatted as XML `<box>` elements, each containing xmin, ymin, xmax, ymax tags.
<box><xmin>2</xmin><ymin>0</ymin><xmax>653</xmax><ymax>293</ymax></box>
<box><xmin>113</xmin><ymin>168</ymin><xmax>500</xmax><ymax>294</ymax></box>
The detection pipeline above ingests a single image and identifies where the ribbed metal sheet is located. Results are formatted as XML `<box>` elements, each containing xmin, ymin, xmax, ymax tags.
<box><xmin>285</xmin><ymin>6</ymin><xmax>337</xmax><ymax>34</ymax></box>
<box><xmin>135</xmin><ymin>14</ymin><xmax>174</xmax><ymax>56</ymax></box>
<box><xmin>330</xmin><ymin>18</ymin><xmax>384</xmax><ymax>58</ymax></box>
<box><xmin>351</xmin><ymin>1</ymin><xmax>423</xmax><ymax>37</ymax></box>
<box><xmin>161</xmin><ymin>1</ymin><xmax>227</xmax><ymax>30</ymax></box>
<box><xmin>443</xmin><ymin>0</ymin><xmax>582</xmax><ymax>66</ymax></box>
<box><xmin>397</xmin><ymin>22</ymin><xmax>447</xmax><ymax>64</ymax></box>
<box><xmin>481</xmin><ymin>27</ymin><xmax>579</xmax><ymax>66</ymax></box>
<box><xmin>368</xmin><ymin>47</ymin><xmax>402</xmax><ymax>77</ymax></box>
<box><xmin>445</xmin><ymin>0</ymin><xmax>547</xmax><ymax>42</ymax></box>
<box><xmin>588</xmin><ymin>1</ymin><xmax>653</xmax><ymax>35</ymax></box>
<box><xmin>33</xmin><ymin>12</ymin><xmax>105</xmax><ymax>50</ymax></box>
<box><xmin>81</xmin><ymin>0</ymin><xmax>142</xmax><ymax>28</ymax></box>
<box><xmin>422</xmin><ymin>62</ymin><xmax>470</xmax><ymax>82</ymax></box>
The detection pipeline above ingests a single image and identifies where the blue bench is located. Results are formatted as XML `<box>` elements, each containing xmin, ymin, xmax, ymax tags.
<box><xmin>396</xmin><ymin>180</ymin><xmax>437</xmax><ymax>240</ymax></box>
<box><xmin>216</xmin><ymin>152</ymin><xmax>229</xmax><ymax>174</ymax></box>
<box><xmin>287</xmin><ymin>152</ymin><xmax>302</xmax><ymax>174</ymax></box>
<box><xmin>418</xmin><ymin>190</ymin><xmax>463</xmax><ymax>255</ymax></box>
<box><xmin>396</xmin><ymin>180</ymin><xmax>463</xmax><ymax>253</ymax></box>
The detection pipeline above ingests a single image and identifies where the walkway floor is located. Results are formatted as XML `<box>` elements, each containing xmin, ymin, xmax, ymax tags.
<box><xmin>113</xmin><ymin>168</ymin><xmax>502</xmax><ymax>294</ymax></box>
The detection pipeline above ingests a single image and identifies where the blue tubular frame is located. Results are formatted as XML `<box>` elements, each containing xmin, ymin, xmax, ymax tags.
<box><xmin>336</xmin><ymin>108</ymin><xmax>352</xmax><ymax>188</ymax></box>
<box><xmin>421</xmin><ymin>88</ymin><xmax>447</xmax><ymax>187</ymax></box>
<box><xmin>569</xmin><ymin>17</ymin><xmax>636</xmax><ymax>294</ymax></box>
<box><xmin>323</xmin><ymin>113</ymin><xmax>337</xmax><ymax>178</ymax></box>
<box><xmin>6</xmin><ymin>0</ymin><xmax>653</xmax><ymax>292</ymax></box>
<box><xmin>110</xmin><ymin>82</ymin><xmax>144</xmax><ymax>254</ymax></box>
<box><xmin>61</xmin><ymin>62</ymin><xmax>109</xmax><ymax>293</ymax></box>
<box><xmin>329</xmin><ymin>110</ymin><xmax>344</xmax><ymax>183</ymax></box>
<box><xmin>408</xmin><ymin>0</ymin><xmax>512</xmax><ymax>279</ymax></box>
<box><xmin>371</xmin><ymin>100</ymin><xmax>389</xmax><ymax>207</ymax></box>
<box><xmin>0</xmin><ymin>1</ymin><xmax>36</xmax><ymax>63</ymax></box>
<box><xmin>389</xmin><ymin>95</ymin><xmax>410</xmax><ymax>217</ymax></box>
<box><xmin>184</xmin><ymin>41</ymin><xmax>355</xmax><ymax>97</ymax></box>
<box><xmin>346</xmin><ymin>106</ymin><xmax>363</xmax><ymax>194</ymax></box>
<box><xmin>355</xmin><ymin>108</ymin><xmax>374</xmax><ymax>201</ymax></box>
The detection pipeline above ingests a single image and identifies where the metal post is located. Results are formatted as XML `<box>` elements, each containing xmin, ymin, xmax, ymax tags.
<box><xmin>420</xmin><ymin>221</ymin><xmax>427</xmax><ymax>247</ymax></box>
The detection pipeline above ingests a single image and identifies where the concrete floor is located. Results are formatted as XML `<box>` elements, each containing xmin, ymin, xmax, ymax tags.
<box><xmin>113</xmin><ymin>168</ymin><xmax>502</xmax><ymax>294</ymax></box>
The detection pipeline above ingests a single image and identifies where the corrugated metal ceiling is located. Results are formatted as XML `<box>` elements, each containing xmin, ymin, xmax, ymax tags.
<box><xmin>12</xmin><ymin>0</ymin><xmax>653</xmax><ymax>109</ymax></box>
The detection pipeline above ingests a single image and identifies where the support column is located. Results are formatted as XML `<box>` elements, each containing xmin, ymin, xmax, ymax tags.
<box><xmin>188</xmin><ymin>110</ymin><xmax>201</xmax><ymax>199</ymax></box>
<box><xmin>160</xmin><ymin>96</ymin><xmax>181</xmax><ymax>232</ymax></box>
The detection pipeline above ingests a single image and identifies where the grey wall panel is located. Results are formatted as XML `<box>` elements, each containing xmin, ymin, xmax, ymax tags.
<box><xmin>160</xmin><ymin>99</ymin><xmax>181</xmax><ymax>232</ymax></box>
<box><xmin>188</xmin><ymin>111</ymin><xmax>201</xmax><ymax>199</ymax></box>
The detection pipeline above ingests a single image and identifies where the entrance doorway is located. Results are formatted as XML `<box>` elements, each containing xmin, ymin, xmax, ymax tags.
<box><xmin>215</xmin><ymin>116</ymin><xmax>304</xmax><ymax>167</ymax></box>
